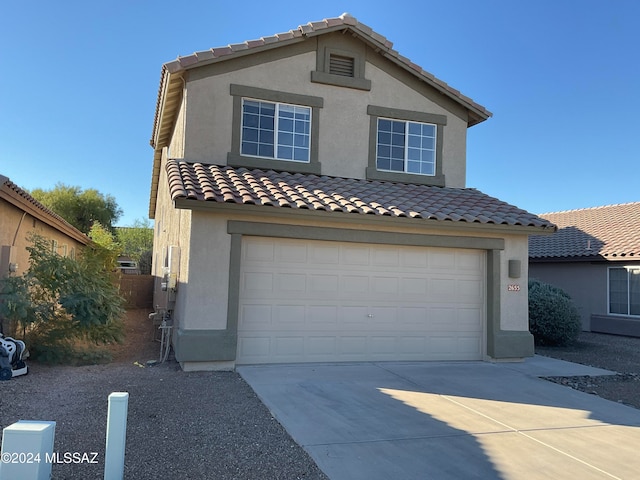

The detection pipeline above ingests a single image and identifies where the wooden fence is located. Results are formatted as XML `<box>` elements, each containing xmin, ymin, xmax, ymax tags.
<box><xmin>118</xmin><ymin>275</ymin><xmax>154</xmax><ymax>309</ymax></box>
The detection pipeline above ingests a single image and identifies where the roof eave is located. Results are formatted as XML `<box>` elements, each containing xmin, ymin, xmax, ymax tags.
<box><xmin>0</xmin><ymin>181</ymin><xmax>91</xmax><ymax>245</ymax></box>
<box><xmin>173</xmin><ymin>197</ymin><xmax>556</xmax><ymax>236</ymax></box>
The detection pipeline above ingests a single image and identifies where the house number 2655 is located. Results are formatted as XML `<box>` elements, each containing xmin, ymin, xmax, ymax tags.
<box><xmin>507</xmin><ymin>284</ymin><xmax>521</xmax><ymax>292</ymax></box>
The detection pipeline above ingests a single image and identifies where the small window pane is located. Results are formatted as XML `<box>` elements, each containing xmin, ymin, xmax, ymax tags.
<box><xmin>279</xmin><ymin>132</ymin><xmax>293</xmax><ymax>146</ymax></box>
<box><xmin>278</xmin><ymin>145</ymin><xmax>293</xmax><ymax>159</ymax></box>
<box><xmin>407</xmin><ymin>147</ymin><xmax>421</xmax><ymax>160</ymax></box>
<box><xmin>391</xmin><ymin>146</ymin><xmax>404</xmax><ymax>159</ymax></box>
<box><xmin>630</xmin><ymin>269</ymin><xmax>640</xmax><ymax>315</ymax></box>
<box><xmin>391</xmin><ymin>133</ymin><xmax>404</xmax><ymax>147</ymax></box>
<box><xmin>243</xmin><ymin>127</ymin><xmax>258</xmax><ymax>142</ymax></box>
<box><xmin>293</xmin><ymin>147</ymin><xmax>308</xmax><ymax>161</ymax></box>
<box><xmin>392</xmin><ymin>121</ymin><xmax>405</xmax><ymax>134</ymax></box>
<box><xmin>377</xmin><ymin>158</ymin><xmax>391</xmax><ymax>170</ymax></box>
<box><xmin>242</xmin><ymin>141</ymin><xmax>258</xmax><ymax>156</ymax></box>
<box><xmin>279</xmin><ymin>105</ymin><xmax>295</xmax><ymax>118</ymax></box>
<box><xmin>408</xmin><ymin>135</ymin><xmax>421</xmax><ymax>148</ymax></box>
<box><xmin>421</xmin><ymin>162</ymin><xmax>435</xmax><ymax>175</ymax></box>
<box><xmin>408</xmin><ymin>122</ymin><xmax>422</xmax><ymax>135</ymax></box>
<box><xmin>258</xmin><ymin>144</ymin><xmax>274</xmax><ymax>157</ymax></box>
<box><xmin>407</xmin><ymin>161</ymin><xmax>421</xmax><ymax>173</ymax></box>
<box><xmin>259</xmin><ymin>130</ymin><xmax>274</xmax><ymax>144</ymax></box>
<box><xmin>279</xmin><ymin>118</ymin><xmax>294</xmax><ymax>132</ymax></box>
<box><xmin>261</xmin><ymin>103</ymin><xmax>275</xmax><ymax>115</ymax></box>
<box><xmin>378</xmin><ymin>119</ymin><xmax>392</xmax><ymax>132</ymax></box>
<box><xmin>294</xmin><ymin>135</ymin><xmax>308</xmax><ymax>147</ymax></box>
<box><xmin>378</xmin><ymin>131</ymin><xmax>391</xmax><ymax>145</ymax></box>
<box><xmin>390</xmin><ymin>159</ymin><xmax>404</xmax><ymax>171</ymax></box>
<box><xmin>243</xmin><ymin>100</ymin><xmax>260</xmax><ymax>114</ymax></box>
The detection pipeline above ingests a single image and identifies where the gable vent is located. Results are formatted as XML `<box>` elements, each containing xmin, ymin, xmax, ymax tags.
<box><xmin>329</xmin><ymin>54</ymin><xmax>355</xmax><ymax>77</ymax></box>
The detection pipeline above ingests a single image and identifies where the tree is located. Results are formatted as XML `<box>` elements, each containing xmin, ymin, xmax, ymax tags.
<box><xmin>31</xmin><ymin>183</ymin><xmax>123</xmax><ymax>234</ymax></box>
<box><xmin>0</xmin><ymin>233</ymin><xmax>125</xmax><ymax>364</ymax></box>
<box><xmin>116</xmin><ymin>219</ymin><xmax>154</xmax><ymax>274</ymax></box>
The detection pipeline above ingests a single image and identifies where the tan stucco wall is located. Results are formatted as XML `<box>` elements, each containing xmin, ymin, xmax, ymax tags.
<box><xmin>180</xmin><ymin>213</ymin><xmax>230</xmax><ymax>330</ymax></box>
<box><xmin>0</xmin><ymin>199</ymin><xmax>86</xmax><ymax>278</ymax></box>
<box><xmin>151</xmin><ymin>147</ymin><xmax>192</xmax><ymax>327</ymax></box>
<box><xmin>499</xmin><ymin>235</ymin><xmax>530</xmax><ymax>331</ymax></box>
<box><xmin>181</xmin><ymin>37</ymin><xmax>469</xmax><ymax>187</ymax></box>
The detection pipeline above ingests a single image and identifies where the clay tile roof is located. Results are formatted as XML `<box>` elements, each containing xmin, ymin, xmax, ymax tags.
<box><xmin>529</xmin><ymin>202</ymin><xmax>640</xmax><ymax>260</ymax></box>
<box><xmin>165</xmin><ymin>161</ymin><xmax>554</xmax><ymax>230</ymax></box>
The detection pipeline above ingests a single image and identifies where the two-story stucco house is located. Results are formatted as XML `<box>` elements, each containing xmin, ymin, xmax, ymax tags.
<box><xmin>148</xmin><ymin>14</ymin><xmax>555</xmax><ymax>371</ymax></box>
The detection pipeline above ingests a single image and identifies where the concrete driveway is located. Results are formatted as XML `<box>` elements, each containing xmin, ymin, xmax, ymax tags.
<box><xmin>239</xmin><ymin>357</ymin><xmax>640</xmax><ymax>479</ymax></box>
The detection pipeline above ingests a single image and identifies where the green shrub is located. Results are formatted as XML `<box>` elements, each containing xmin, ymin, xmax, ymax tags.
<box><xmin>0</xmin><ymin>233</ymin><xmax>124</xmax><ymax>365</ymax></box>
<box><xmin>529</xmin><ymin>279</ymin><xmax>581</xmax><ymax>346</ymax></box>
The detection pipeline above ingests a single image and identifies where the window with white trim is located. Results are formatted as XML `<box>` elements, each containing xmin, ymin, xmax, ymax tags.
<box><xmin>241</xmin><ymin>99</ymin><xmax>311</xmax><ymax>163</ymax></box>
<box><xmin>609</xmin><ymin>266</ymin><xmax>640</xmax><ymax>316</ymax></box>
<box><xmin>376</xmin><ymin>118</ymin><xmax>436</xmax><ymax>176</ymax></box>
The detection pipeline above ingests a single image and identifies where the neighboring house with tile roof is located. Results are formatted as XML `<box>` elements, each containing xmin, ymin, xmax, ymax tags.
<box><xmin>529</xmin><ymin>202</ymin><xmax>640</xmax><ymax>336</ymax></box>
<box><xmin>148</xmin><ymin>13</ymin><xmax>555</xmax><ymax>370</ymax></box>
<box><xmin>0</xmin><ymin>174</ymin><xmax>90</xmax><ymax>285</ymax></box>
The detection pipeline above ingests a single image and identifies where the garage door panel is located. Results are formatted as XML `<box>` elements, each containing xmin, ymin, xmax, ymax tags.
<box><xmin>372</xmin><ymin>247</ymin><xmax>400</xmax><ymax>267</ymax></box>
<box><xmin>430</xmin><ymin>251</ymin><xmax>456</xmax><ymax>269</ymax></box>
<box><xmin>274</xmin><ymin>305</ymin><xmax>306</xmax><ymax>326</ymax></box>
<box><xmin>238</xmin><ymin>237</ymin><xmax>485</xmax><ymax>364</ymax></box>
<box><xmin>401</xmin><ymin>277</ymin><xmax>428</xmax><ymax>296</ymax></box>
<box><xmin>308</xmin><ymin>244</ymin><xmax>340</xmax><ymax>264</ymax></box>
<box><xmin>274</xmin><ymin>336</ymin><xmax>305</xmax><ymax>358</ymax></box>
<box><xmin>238</xmin><ymin>337</ymin><xmax>271</xmax><ymax>361</ymax></box>
<box><xmin>338</xmin><ymin>337</ymin><xmax>367</xmax><ymax>357</ymax></box>
<box><xmin>240</xmin><ymin>304</ymin><xmax>272</xmax><ymax>328</ymax></box>
<box><xmin>342</xmin><ymin>275</ymin><xmax>370</xmax><ymax>294</ymax></box>
<box><xmin>278</xmin><ymin>273</ymin><xmax>307</xmax><ymax>292</ymax></box>
<box><xmin>309</xmin><ymin>274</ymin><xmax>339</xmax><ymax>293</ymax></box>
<box><xmin>275</xmin><ymin>242</ymin><xmax>307</xmax><ymax>263</ymax></box>
<box><xmin>244</xmin><ymin>241</ymin><xmax>275</xmax><ymax>263</ymax></box>
<box><xmin>243</xmin><ymin>271</ymin><xmax>274</xmax><ymax>294</ymax></box>
<box><xmin>307</xmin><ymin>336</ymin><xmax>336</xmax><ymax>356</ymax></box>
<box><xmin>308</xmin><ymin>305</ymin><xmax>338</xmax><ymax>325</ymax></box>
<box><xmin>342</xmin><ymin>246</ymin><xmax>370</xmax><ymax>265</ymax></box>
<box><xmin>372</xmin><ymin>276</ymin><xmax>400</xmax><ymax>296</ymax></box>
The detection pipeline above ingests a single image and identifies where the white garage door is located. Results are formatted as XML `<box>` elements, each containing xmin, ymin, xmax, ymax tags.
<box><xmin>237</xmin><ymin>237</ymin><xmax>485</xmax><ymax>364</ymax></box>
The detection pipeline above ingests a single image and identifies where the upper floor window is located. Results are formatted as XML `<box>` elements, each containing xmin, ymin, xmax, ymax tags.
<box><xmin>229</xmin><ymin>84</ymin><xmax>323</xmax><ymax>175</ymax></box>
<box><xmin>366</xmin><ymin>105</ymin><xmax>446</xmax><ymax>187</ymax></box>
<box><xmin>609</xmin><ymin>267</ymin><xmax>640</xmax><ymax>316</ymax></box>
<box><xmin>241</xmin><ymin>99</ymin><xmax>311</xmax><ymax>163</ymax></box>
<box><xmin>376</xmin><ymin>118</ymin><xmax>436</xmax><ymax>176</ymax></box>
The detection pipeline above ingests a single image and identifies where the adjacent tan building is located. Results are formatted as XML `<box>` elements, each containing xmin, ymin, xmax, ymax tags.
<box><xmin>148</xmin><ymin>14</ymin><xmax>555</xmax><ymax>371</ymax></box>
<box><xmin>1</xmin><ymin>175</ymin><xmax>90</xmax><ymax>278</ymax></box>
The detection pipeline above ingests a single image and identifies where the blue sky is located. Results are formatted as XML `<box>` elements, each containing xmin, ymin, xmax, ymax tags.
<box><xmin>1</xmin><ymin>1</ymin><xmax>638</xmax><ymax>226</ymax></box>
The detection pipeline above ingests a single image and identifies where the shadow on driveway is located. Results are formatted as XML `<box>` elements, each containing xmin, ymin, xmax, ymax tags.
<box><xmin>239</xmin><ymin>358</ymin><xmax>640</xmax><ymax>479</ymax></box>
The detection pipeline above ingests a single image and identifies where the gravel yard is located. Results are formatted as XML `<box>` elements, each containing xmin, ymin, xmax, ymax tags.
<box><xmin>536</xmin><ymin>332</ymin><xmax>640</xmax><ymax>409</ymax></box>
<box><xmin>2</xmin><ymin>309</ymin><xmax>639</xmax><ymax>479</ymax></box>
<box><xmin>0</xmin><ymin>310</ymin><xmax>328</xmax><ymax>480</ymax></box>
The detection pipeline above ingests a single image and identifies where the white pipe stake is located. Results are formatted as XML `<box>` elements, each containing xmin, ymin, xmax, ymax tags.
<box><xmin>104</xmin><ymin>392</ymin><xmax>129</xmax><ymax>480</ymax></box>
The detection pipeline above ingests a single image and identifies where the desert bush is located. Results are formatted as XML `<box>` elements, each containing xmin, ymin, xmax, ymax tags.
<box><xmin>0</xmin><ymin>233</ymin><xmax>124</xmax><ymax>364</ymax></box>
<box><xmin>529</xmin><ymin>279</ymin><xmax>581</xmax><ymax>346</ymax></box>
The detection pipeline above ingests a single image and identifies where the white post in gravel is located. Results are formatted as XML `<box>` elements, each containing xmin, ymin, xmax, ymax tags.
<box><xmin>104</xmin><ymin>392</ymin><xmax>129</xmax><ymax>480</ymax></box>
